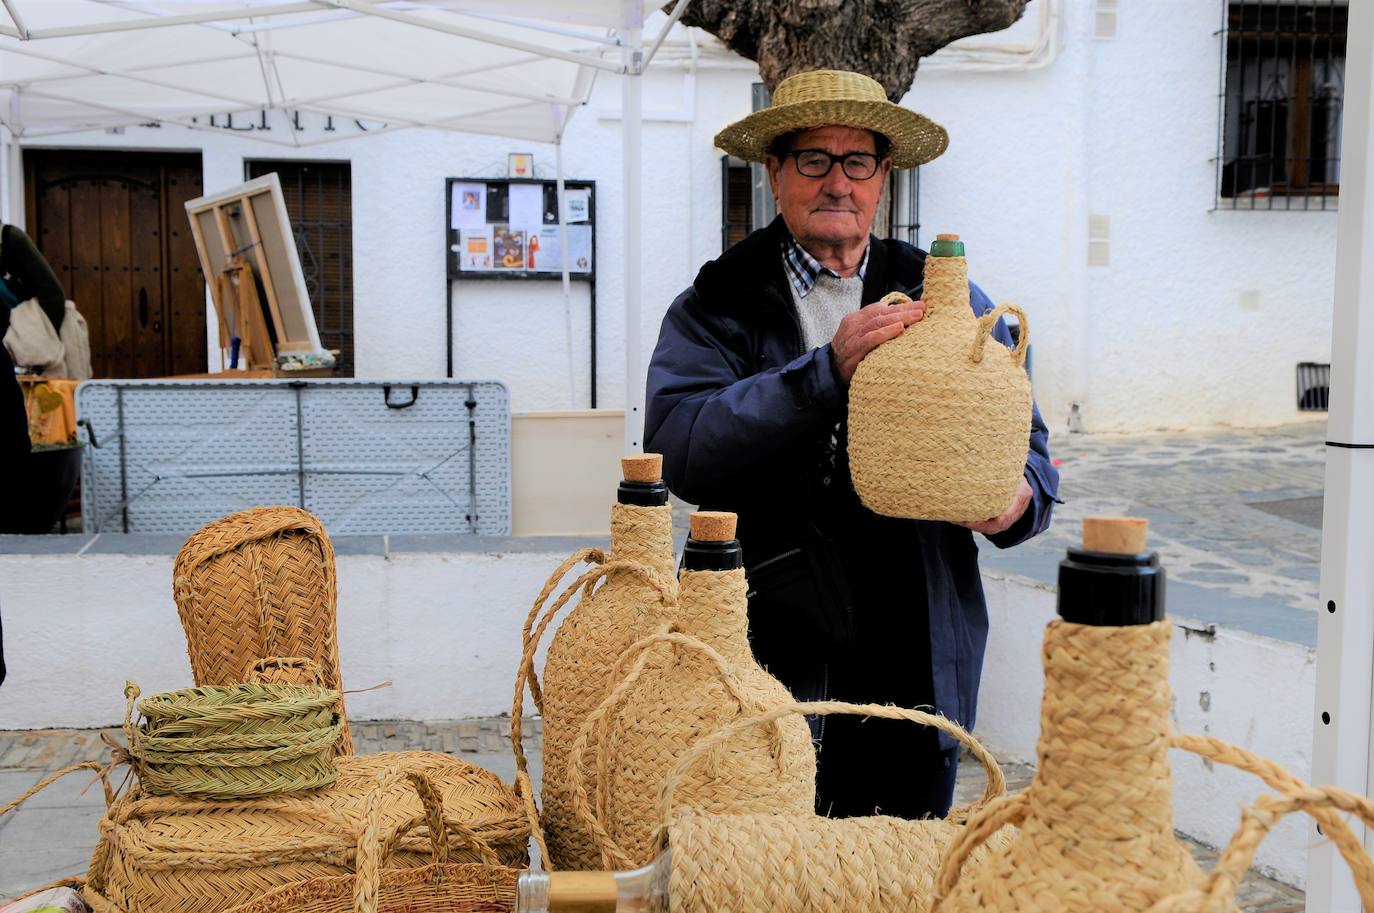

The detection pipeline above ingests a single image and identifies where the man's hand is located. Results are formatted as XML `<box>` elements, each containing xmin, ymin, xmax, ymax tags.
<box><xmin>956</xmin><ymin>476</ymin><xmax>1033</xmax><ymax>536</ymax></box>
<box><xmin>831</xmin><ymin>298</ymin><xmax>926</xmax><ymax>385</ymax></box>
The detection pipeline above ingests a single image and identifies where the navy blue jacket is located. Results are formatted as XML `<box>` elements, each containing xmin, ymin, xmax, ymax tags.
<box><xmin>645</xmin><ymin>217</ymin><xmax>1059</xmax><ymax>752</ymax></box>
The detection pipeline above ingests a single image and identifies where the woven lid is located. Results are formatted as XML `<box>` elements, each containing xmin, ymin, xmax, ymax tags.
<box><xmin>714</xmin><ymin>69</ymin><xmax>948</xmax><ymax>169</ymax></box>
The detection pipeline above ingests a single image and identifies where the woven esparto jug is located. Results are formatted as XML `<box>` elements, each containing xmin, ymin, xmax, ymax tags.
<box><xmin>848</xmin><ymin>234</ymin><xmax>1031</xmax><ymax>522</ymax></box>
<box><xmin>512</xmin><ymin>455</ymin><xmax>679</xmax><ymax>870</ymax></box>
<box><xmin>567</xmin><ymin>511</ymin><xmax>816</xmax><ymax>869</ymax></box>
<box><xmin>931</xmin><ymin>518</ymin><xmax>1369</xmax><ymax>913</ymax></box>
<box><xmin>520</xmin><ymin>701</ymin><xmax>1012</xmax><ymax>913</ymax></box>
<box><xmin>661</xmin><ymin>701</ymin><xmax>1013</xmax><ymax>913</ymax></box>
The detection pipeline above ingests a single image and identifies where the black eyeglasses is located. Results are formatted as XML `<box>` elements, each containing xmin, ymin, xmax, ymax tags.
<box><xmin>785</xmin><ymin>148</ymin><xmax>882</xmax><ymax>181</ymax></box>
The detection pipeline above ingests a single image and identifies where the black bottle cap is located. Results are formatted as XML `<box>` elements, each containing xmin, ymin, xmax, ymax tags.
<box><xmin>617</xmin><ymin>479</ymin><xmax>669</xmax><ymax>507</ymax></box>
<box><xmin>1057</xmin><ymin>547</ymin><xmax>1166</xmax><ymax>626</ymax></box>
<box><xmin>682</xmin><ymin>536</ymin><xmax>742</xmax><ymax>571</ymax></box>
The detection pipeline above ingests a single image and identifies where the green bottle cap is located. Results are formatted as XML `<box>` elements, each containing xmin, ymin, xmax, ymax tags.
<box><xmin>929</xmin><ymin>233</ymin><xmax>965</xmax><ymax>258</ymax></box>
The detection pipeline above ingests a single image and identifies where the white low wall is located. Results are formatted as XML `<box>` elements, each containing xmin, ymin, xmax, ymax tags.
<box><xmin>979</xmin><ymin>571</ymin><xmax>1316</xmax><ymax>888</ymax></box>
<box><xmin>0</xmin><ymin>548</ymin><xmax>1314</xmax><ymax>886</ymax></box>
<box><xmin>0</xmin><ymin>547</ymin><xmax>571</xmax><ymax>731</ymax></box>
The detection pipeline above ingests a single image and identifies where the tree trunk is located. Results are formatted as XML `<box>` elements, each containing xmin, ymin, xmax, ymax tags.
<box><xmin>675</xmin><ymin>0</ymin><xmax>1029</xmax><ymax>101</ymax></box>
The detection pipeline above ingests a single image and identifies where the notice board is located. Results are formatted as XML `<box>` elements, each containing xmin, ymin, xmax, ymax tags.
<box><xmin>446</xmin><ymin>177</ymin><xmax>595</xmax><ymax>279</ymax></box>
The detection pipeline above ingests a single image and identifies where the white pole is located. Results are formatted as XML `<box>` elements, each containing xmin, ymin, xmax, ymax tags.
<box><xmin>620</xmin><ymin>0</ymin><xmax>644</xmax><ymax>453</ymax></box>
<box><xmin>555</xmin><ymin>131</ymin><xmax>576</xmax><ymax>408</ymax></box>
<box><xmin>1307</xmin><ymin>0</ymin><xmax>1374</xmax><ymax>909</ymax></box>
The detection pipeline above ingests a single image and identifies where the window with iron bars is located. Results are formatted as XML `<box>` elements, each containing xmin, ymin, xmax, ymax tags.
<box><xmin>1215</xmin><ymin>1</ymin><xmax>1346</xmax><ymax>210</ymax></box>
<box><xmin>721</xmin><ymin>85</ymin><xmax>920</xmax><ymax>251</ymax></box>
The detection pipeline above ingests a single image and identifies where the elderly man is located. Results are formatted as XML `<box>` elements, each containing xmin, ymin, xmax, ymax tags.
<box><xmin>644</xmin><ymin>70</ymin><xmax>1059</xmax><ymax>819</ymax></box>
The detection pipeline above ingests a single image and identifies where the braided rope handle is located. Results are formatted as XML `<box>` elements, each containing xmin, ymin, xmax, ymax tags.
<box><xmin>970</xmin><ymin>303</ymin><xmax>1029</xmax><ymax>367</ymax></box>
<box><xmin>929</xmin><ymin>791</ymin><xmax>1032</xmax><ymax>908</ymax></box>
<box><xmin>353</xmin><ymin>765</ymin><xmax>502</xmax><ymax>913</ymax></box>
<box><xmin>1171</xmin><ymin>732</ymin><xmax>1374</xmax><ymax>893</ymax></box>
<box><xmin>931</xmin><ymin>730</ymin><xmax>1374</xmax><ymax>910</ymax></box>
<box><xmin>508</xmin><ymin>547</ymin><xmax>604</xmax><ymax>852</ymax></box>
<box><xmin>246</xmin><ymin>655</ymin><xmax>327</xmax><ymax>686</ymax></box>
<box><xmin>508</xmin><ymin>551</ymin><xmax>676</xmax><ymax>866</ymax></box>
<box><xmin>566</xmin><ymin>630</ymin><xmax>786</xmax><ymax>870</ymax></box>
<box><xmin>0</xmin><ymin>760</ymin><xmax>117</xmax><ymax>821</ymax></box>
<box><xmin>654</xmin><ymin>700</ymin><xmax>1007</xmax><ymax>846</ymax></box>
<box><xmin>1144</xmin><ymin>785</ymin><xmax>1374</xmax><ymax>913</ymax></box>
<box><xmin>516</xmin><ymin>548</ymin><xmax>606</xmax><ymax>716</ymax></box>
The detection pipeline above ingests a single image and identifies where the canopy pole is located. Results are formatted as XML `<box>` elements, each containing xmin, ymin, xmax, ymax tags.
<box><xmin>620</xmin><ymin>1</ymin><xmax>643</xmax><ymax>453</ymax></box>
<box><xmin>1307</xmin><ymin>0</ymin><xmax>1374</xmax><ymax>908</ymax></box>
<box><xmin>555</xmin><ymin>131</ymin><xmax>576</xmax><ymax>408</ymax></box>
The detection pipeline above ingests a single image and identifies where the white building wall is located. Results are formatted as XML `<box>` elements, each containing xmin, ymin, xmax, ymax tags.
<box><xmin>913</xmin><ymin>1</ymin><xmax>1337</xmax><ymax>432</ymax></box>
<box><xmin>8</xmin><ymin>0</ymin><xmax>1338</xmax><ymax>429</ymax></box>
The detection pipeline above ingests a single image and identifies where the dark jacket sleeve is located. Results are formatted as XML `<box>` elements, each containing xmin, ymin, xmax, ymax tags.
<box><xmin>2</xmin><ymin>224</ymin><xmax>66</xmax><ymax>332</ymax></box>
<box><xmin>966</xmin><ymin>280</ymin><xmax>1061</xmax><ymax>548</ymax></box>
<box><xmin>644</xmin><ymin>289</ymin><xmax>845</xmax><ymax>506</ymax></box>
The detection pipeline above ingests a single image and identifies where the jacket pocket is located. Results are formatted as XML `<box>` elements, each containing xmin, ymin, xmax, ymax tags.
<box><xmin>746</xmin><ymin>543</ymin><xmax>856</xmax><ymax>658</ymax></box>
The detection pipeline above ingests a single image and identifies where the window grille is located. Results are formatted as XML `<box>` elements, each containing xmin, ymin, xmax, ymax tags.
<box><xmin>1297</xmin><ymin>361</ymin><xmax>1330</xmax><ymax>411</ymax></box>
<box><xmin>888</xmin><ymin>167</ymin><xmax>921</xmax><ymax>248</ymax></box>
<box><xmin>1216</xmin><ymin>1</ymin><xmax>1347</xmax><ymax>210</ymax></box>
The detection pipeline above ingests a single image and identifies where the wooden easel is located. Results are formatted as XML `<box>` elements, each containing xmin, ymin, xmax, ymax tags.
<box><xmin>185</xmin><ymin>174</ymin><xmax>322</xmax><ymax>372</ymax></box>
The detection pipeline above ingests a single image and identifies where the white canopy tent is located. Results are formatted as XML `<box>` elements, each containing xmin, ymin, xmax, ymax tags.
<box><xmin>7</xmin><ymin>4</ymin><xmax>1374</xmax><ymax>906</ymax></box>
<box><xmin>0</xmin><ymin>0</ymin><xmax>688</xmax><ymax>450</ymax></box>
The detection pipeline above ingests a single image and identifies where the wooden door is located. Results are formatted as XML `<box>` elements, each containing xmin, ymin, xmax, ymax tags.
<box><xmin>24</xmin><ymin>150</ymin><xmax>206</xmax><ymax>378</ymax></box>
<box><xmin>246</xmin><ymin>160</ymin><xmax>354</xmax><ymax>376</ymax></box>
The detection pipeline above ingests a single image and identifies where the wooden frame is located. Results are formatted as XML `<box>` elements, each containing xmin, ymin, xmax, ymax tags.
<box><xmin>185</xmin><ymin>173</ymin><xmax>323</xmax><ymax>369</ymax></box>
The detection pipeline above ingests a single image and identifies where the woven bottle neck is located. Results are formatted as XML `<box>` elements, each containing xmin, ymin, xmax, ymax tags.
<box><xmin>675</xmin><ymin>568</ymin><xmax>751</xmax><ymax>663</ymax></box>
<box><xmin>921</xmin><ymin>255</ymin><xmax>970</xmax><ymax>323</ymax></box>
<box><xmin>610</xmin><ymin>502</ymin><xmax>676</xmax><ymax>581</ymax></box>
<box><xmin>1032</xmin><ymin>619</ymin><xmax>1176</xmax><ymax>842</ymax></box>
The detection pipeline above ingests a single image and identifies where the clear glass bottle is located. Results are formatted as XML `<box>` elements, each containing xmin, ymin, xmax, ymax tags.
<box><xmin>517</xmin><ymin>849</ymin><xmax>672</xmax><ymax>913</ymax></box>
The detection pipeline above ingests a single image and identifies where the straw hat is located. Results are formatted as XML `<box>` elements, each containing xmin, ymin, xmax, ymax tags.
<box><xmin>714</xmin><ymin>69</ymin><xmax>948</xmax><ymax>170</ymax></box>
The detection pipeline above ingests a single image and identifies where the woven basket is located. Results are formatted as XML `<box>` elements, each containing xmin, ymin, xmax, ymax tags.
<box><xmin>221</xmin><ymin>765</ymin><xmax>519</xmax><ymax>913</ymax></box>
<box><xmin>565</xmin><ymin>558</ymin><xmax>816</xmax><ymax>870</ymax></box>
<box><xmin>661</xmin><ymin>701</ymin><xmax>1014</xmax><ymax>913</ymax></box>
<box><xmin>81</xmin><ymin>752</ymin><xmax>529</xmax><ymax>913</ymax></box>
<box><xmin>513</xmin><ymin>463</ymin><xmax>679</xmax><ymax>871</ymax></box>
<box><xmin>848</xmin><ymin>236</ymin><xmax>1032</xmax><ymax>522</ymax></box>
<box><xmin>125</xmin><ymin>678</ymin><xmax>343</xmax><ymax>800</ymax></box>
<box><xmin>173</xmin><ymin>506</ymin><xmax>352</xmax><ymax>757</ymax></box>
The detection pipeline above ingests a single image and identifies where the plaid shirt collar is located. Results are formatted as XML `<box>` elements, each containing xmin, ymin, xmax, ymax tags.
<box><xmin>781</xmin><ymin>234</ymin><xmax>869</xmax><ymax>299</ymax></box>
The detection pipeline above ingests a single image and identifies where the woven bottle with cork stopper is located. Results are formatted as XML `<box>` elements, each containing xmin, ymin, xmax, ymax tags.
<box><xmin>535</xmin><ymin>454</ymin><xmax>680</xmax><ymax>870</ymax></box>
<box><xmin>932</xmin><ymin>517</ymin><xmax>1225</xmax><ymax>913</ymax></box>
<box><xmin>519</xmin><ymin>694</ymin><xmax>1012</xmax><ymax>913</ymax></box>
<box><xmin>847</xmin><ymin>234</ymin><xmax>1032</xmax><ymax>522</ymax></box>
<box><xmin>567</xmin><ymin>510</ymin><xmax>816</xmax><ymax>870</ymax></box>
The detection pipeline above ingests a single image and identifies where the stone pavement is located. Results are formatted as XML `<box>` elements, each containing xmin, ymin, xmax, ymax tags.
<box><xmin>979</xmin><ymin>421</ymin><xmax>1326</xmax><ymax>647</ymax></box>
<box><xmin>0</xmin><ymin>720</ymin><xmax>1306</xmax><ymax>910</ymax></box>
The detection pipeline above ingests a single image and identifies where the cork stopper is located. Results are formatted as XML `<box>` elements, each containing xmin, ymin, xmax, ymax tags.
<box><xmin>689</xmin><ymin>511</ymin><xmax>737</xmax><ymax>542</ymax></box>
<box><xmin>935</xmin><ymin>233</ymin><xmax>960</xmax><ymax>241</ymax></box>
<box><xmin>621</xmin><ymin>453</ymin><xmax>662</xmax><ymax>483</ymax></box>
<box><xmin>1058</xmin><ymin>515</ymin><xmax>1164</xmax><ymax>626</ymax></box>
<box><xmin>1082</xmin><ymin>517</ymin><xmax>1149</xmax><ymax>555</ymax></box>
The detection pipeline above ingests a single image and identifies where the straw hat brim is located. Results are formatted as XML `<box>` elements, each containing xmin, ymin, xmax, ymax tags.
<box><xmin>714</xmin><ymin>99</ymin><xmax>948</xmax><ymax>170</ymax></box>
